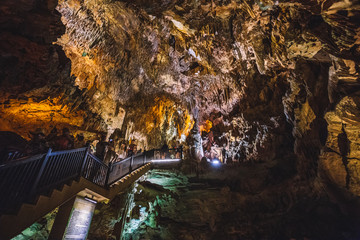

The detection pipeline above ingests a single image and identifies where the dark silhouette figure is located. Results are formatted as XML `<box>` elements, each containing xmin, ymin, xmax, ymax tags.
<box><xmin>161</xmin><ymin>143</ymin><xmax>169</xmax><ymax>159</ymax></box>
<box><xmin>200</xmin><ymin>156</ymin><xmax>208</xmax><ymax>175</ymax></box>
<box><xmin>337</xmin><ymin>124</ymin><xmax>351</xmax><ymax>188</ymax></box>
<box><xmin>95</xmin><ymin>135</ymin><xmax>108</xmax><ymax>161</ymax></box>
<box><xmin>127</xmin><ymin>141</ymin><xmax>137</xmax><ymax>157</ymax></box>
<box><xmin>54</xmin><ymin>128</ymin><xmax>74</xmax><ymax>150</ymax></box>
<box><xmin>74</xmin><ymin>133</ymin><xmax>86</xmax><ymax>148</ymax></box>
<box><xmin>89</xmin><ymin>135</ymin><xmax>108</xmax><ymax>182</ymax></box>
<box><xmin>222</xmin><ymin>146</ymin><xmax>227</xmax><ymax>164</ymax></box>
<box><xmin>46</xmin><ymin>127</ymin><xmax>58</xmax><ymax>148</ymax></box>
<box><xmin>26</xmin><ymin>128</ymin><xmax>49</xmax><ymax>155</ymax></box>
<box><xmin>175</xmin><ymin>143</ymin><xmax>182</xmax><ymax>158</ymax></box>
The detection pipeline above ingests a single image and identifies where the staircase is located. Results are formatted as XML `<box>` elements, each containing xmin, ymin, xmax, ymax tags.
<box><xmin>0</xmin><ymin>146</ymin><xmax>182</xmax><ymax>239</ymax></box>
<box><xmin>0</xmin><ymin>147</ymin><xmax>157</xmax><ymax>239</ymax></box>
<box><xmin>0</xmin><ymin>148</ymin><xmax>182</xmax><ymax>240</ymax></box>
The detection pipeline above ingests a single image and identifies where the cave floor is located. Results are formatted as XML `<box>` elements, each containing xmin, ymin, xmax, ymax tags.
<box><xmin>89</xmin><ymin>164</ymin><xmax>360</xmax><ymax>240</ymax></box>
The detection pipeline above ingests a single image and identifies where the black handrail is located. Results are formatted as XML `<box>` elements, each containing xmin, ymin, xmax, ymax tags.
<box><xmin>0</xmin><ymin>148</ymin><xmax>29</xmax><ymax>165</ymax></box>
<box><xmin>81</xmin><ymin>152</ymin><xmax>109</xmax><ymax>186</ymax></box>
<box><xmin>0</xmin><ymin>146</ymin><xmax>182</xmax><ymax>215</ymax></box>
<box><xmin>0</xmin><ymin>154</ymin><xmax>45</xmax><ymax>214</ymax></box>
<box><xmin>0</xmin><ymin>153</ymin><xmax>46</xmax><ymax>168</ymax></box>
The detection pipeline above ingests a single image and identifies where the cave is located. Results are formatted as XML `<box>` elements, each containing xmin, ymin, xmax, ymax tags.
<box><xmin>0</xmin><ymin>0</ymin><xmax>360</xmax><ymax>239</ymax></box>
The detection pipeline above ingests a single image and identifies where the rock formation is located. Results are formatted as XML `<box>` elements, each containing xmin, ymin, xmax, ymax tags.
<box><xmin>1</xmin><ymin>0</ymin><xmax>360</xmax><ymax>238</ymax></box>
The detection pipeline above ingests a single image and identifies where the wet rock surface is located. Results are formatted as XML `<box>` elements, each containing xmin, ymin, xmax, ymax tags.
<box><xmin>89</xmin><ymin>169</ymin><xmax>360</xmax><ymax>240</ymax></box>
<box><xmin>1</xmin><ymin>0</ymin><xmax>360</xmax><ymax>238</ymax></box>
<box><xmin>11</xmin><ymin>209</ymin><xmax>57</xmax><ymax>240</ymax></box>
<box><xmin>2</xmin><ymin>0</ymin><xmax>359</xmax><ymax>153</ymax></box>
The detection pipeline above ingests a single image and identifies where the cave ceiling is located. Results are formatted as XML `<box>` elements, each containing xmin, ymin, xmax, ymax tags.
<box><xmin>55</xmin><ymin>0</ymin><xmax>359</xmax><ymax>116</ymax></box>
<box><xmin>1</xmin><ymin>0</ymin><xmax>360</xmax><ymax>195</ymax></box>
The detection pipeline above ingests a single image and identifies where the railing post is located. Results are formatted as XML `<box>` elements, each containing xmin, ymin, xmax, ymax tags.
<box><xmin>105</xmin><ymin>162</ymin><xmax>111</xmax><ymax>188</ymax></box>
<box><xmin>180</xmin><ymin>146</ymin><xmax>183</xmax><ymax>160</ymax></box>
<box><xmin>31</xmin><ymin>148</ymin><xmax>52</xmax><ymax>196</ymax></box>
<box><xmin>130</xmin><ymin>156</ymin><xmax>133</xmax><ymax>172</ymax></box>
<box><xmin>80</xmin><ymin>146</ymin><xmax>90</xmax><ymax>177</ymax></box>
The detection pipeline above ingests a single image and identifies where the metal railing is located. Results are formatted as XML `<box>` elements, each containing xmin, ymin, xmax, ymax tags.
<box><xmin>150</xmin><ymin>147</ymin><xmax>183</xmax><ymax>160</ymax></box>
<box><xmin>82</xmin><ymin>151</ymin><xmax>111</xmax><ymax>187</ymax></box>
<box><xmin>0</xmin><ymin>149</ymin><xmax>27</xmax><ymax>164</ymax></box>
<box><xmin>107</xmin><ymin>152</ymin><xmax>147</xmax><ymax>186</ymax></box>
<box><xmin>34</xmin><ymin>148</ymin><xmax>87</xmax><ymax>194</ymax></box>
<box><xmin>0</xmin><ymin>153</ymin><xmax>46</xmax><ymax>214</ymax></box>
<box><xmin>0</xmin><ymin>146</ymin><xmax>182</xmax><ymax>215</ymax></box>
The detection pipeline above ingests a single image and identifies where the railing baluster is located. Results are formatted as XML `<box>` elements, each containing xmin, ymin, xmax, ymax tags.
<box><xmin>74</xmin><ymin>152</ymin><xmax>80</xmax><ymax>174</ymax></box>
<box><xmin>98</xmin><ymin>165</ymin><xmax>102</xmax><ymax>185</ymax></box>
<box><xmin>43</xmin><ymin>156</ymin><xmax>51</xmax><ymax>186</ymax></box>
<box><xmin>22</xmin><ymin>161</ymin><xmax>36</xmax><ymax>194</ymax></box>
<box><xmin>60</xmin><ymin>153</ymin><xmax>67</xmax><ymax>180</ymax></box>
<box><xmin>80</xmin><ymin>147</ymin><xmax>89</xmax><ymax>177</ymax></box>
<box><xmin>130</xmin><ymin>156</ymin><xmax>133</xmax><ymax>172</ymax></box>
<box><xmin>16</xmin><ymin>164</ymin><xmax>28</xmax><ymax>198</ymax></box>
<box><xmin>49</xmin><ymin>155</ymin><xmax>57</xmax><ymax>187</ymax></box>
<box><xmin>66</xmin><ymin>152</ymin><xmax>73</xmax><ymax>177</ymax></box>
<box><xmin>90</xmin><ymin>156</ymin><xmax>95</xmax><ymax>180</ymax></box>
<box><xmin>85</xmin><ymin>155</ymin><xmax>91</xmax><ymax>179</ymax></box>
<box><xmin>105</xmin><ymin>162</ymin><xmax>111</xmax><ymax>187</ymax></box>
<box><xmin>26</xmin><ymin>159</ymin><xmax>39</xmax><ymax>194</ymax></box>
<box><xmin>0</xmin><ymin>167</ymin><xmax>11</xmax><ymax>191</ymax></box>
<box><xmin>2</xmin><ymin>169</ymin><xmax>16</xmax><ymax>207</ymax></box>
<box><xmin>84</xmin><ymin>155</ymin><xmax>89</xmax><ymax>179</ymax></box>
<box><xmin>90</xmin><ymin>156</ymin><xmax>96</xmax><ymax>182</ymax></box>
<box><xmin>30</xmin><ymin>148</ymin><xmax>52</xmax><ymax>196</ymax></box>
<box><xmin>72</xmin><ymin>152</ymin><xmax>79</xmax><ymax>176</ymax></box>
<box><xmin>78</xmin><ymin>151</ymin><xmax>84</xmax><ymax>169</ymax></box>
<box><xmin>8</xmin><ymin>167</ymin><xmax>19</xmax><ymax>206</ymax></box>
<box><xmin>62</xmin><ymin>153</ymin><xmax>70</xmax><ymax>180</ymax></box>
<box><xmin>0</xmin><ymin>147</ymin><xmax>163</xmax><ymax>215</ymax></box>
<box><xmin>71</xmin><ymin>152</ymin><xmax>77</xmax><ymax>172</ymax></box>
<box><xmin>96</xmin><ymin>160</ymin><xmax>100</xmax><ymax>184</ymax></box>
<box><xmin>57</xmin><ymin>153</ymin><xmax>63</xmax><ymax>181</ymax></box>
<box><xmin>75</xmin><ymin>151</ymin><xmax>82</xmax><ymax>174</ymax></box>
<box><xmin>54</xmin><ymin>155</ymin><xmax>62</xmax><ymax>183</ymax></box>
<box><xmin>72</xmin><ymin>152</ymin><xmax>78</xmax><ymax>175</ymax></box>
<box><xmin>100</xmin><ymin>163</ymin><xmax>105</xmax><ymax>185</ymax></box>
<box><xmin>67</xmin><ymin>152</ymin><xmax>74</xmax><ymax>176</ymax></box>
<box><xmin>90</xmin><ymin>157</ymin><xmax>95</xmax><ymax>182</ymax></box>
<box><xmin>42</xmin><ymin>156</ymin><xmax>52</xmax><ymax>187</ymax></box>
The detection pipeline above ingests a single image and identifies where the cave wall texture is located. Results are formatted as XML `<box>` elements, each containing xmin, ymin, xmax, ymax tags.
<box><xmin>1</xmin><ymin>0</ymin><xmax>360</xmax><ymax>211</ymax></box>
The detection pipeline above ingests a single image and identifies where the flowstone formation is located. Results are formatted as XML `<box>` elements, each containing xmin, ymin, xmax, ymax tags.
<box><xmin>0</xmin><ymin>0</ymin><xmax>109</xmax><ymax>138</ymax></box>
<box><xmin>54</xmin><ymin>0</ymin><xmax>360</xmax><ymax>201</ymax></box>
<box><xmin>1</xmin><ymin>0</ymin><xmax>358</xmax><ymax>150</ymax></box>
<box><xmin>54</xmin><ymin>0</ymin><xmax>360</xmax><ymax>149</ymax></box>
<box><xmin>1</xmin><ymin>0</ymin><xmax>360</xmax><ymax>236</ymax></box>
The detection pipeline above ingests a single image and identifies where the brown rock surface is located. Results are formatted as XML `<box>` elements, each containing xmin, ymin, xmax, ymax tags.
<box><xmin>320</xmin><ymin>95</ymin><xmax>360</xmax><ymax>198</ymax></box>
<box><xmin>1</xmin><ymin>0</ymin><xmax>360</xmax><ymax>237</ymax></box>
